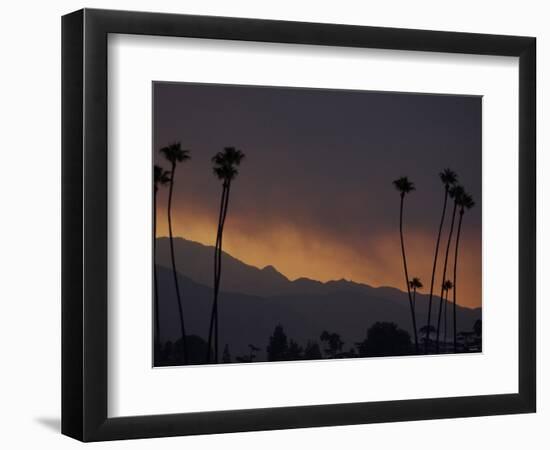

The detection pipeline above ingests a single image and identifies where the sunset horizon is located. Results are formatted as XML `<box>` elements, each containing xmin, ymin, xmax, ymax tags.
<box><xmin>154</xmin><ymin>233</ymin><xmax>481</xmax><ymax>311</ymax></box>
<box><xmin>153</xmin><ymin>81</ymin><xmax>482</xmax><ymax>365</ymax></box>
<box><xmin>154</xmin><ymin>202</ymin><xmax>482</xmax><ymax>309</ymax></box>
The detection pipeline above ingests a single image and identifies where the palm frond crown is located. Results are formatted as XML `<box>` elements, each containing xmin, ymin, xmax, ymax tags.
<box><xmin>443</xmin><ymin>280</ymin><xmax>454</xmax><ymax>291</ymax></box>
<box><xmin>212</xmin><ymin>147</ymin><xmax>246</xmax><ymax>182</ymax></box>
<box><xmin>449</xmin><ymin>184</ymin><xmax>465</xmax><ymax>202</ymax></box>
<box><xmin>392</xmin><ymin>176</ymin><xmax>415</xmax><ymax>196</ymax></box>
<box><xmin>154</xmin><ymin>165</ymin><xmax>171</xmax><ymax>190</ymax></box>
<box><xmin>439</xmin><ymin>168</ymin><xmax>458</xmax><ymax>187</ymax></box>
<box><xmin>409</xmin><ymin>277</ymin><xmax>423</xmax><ymax>289</ymax></box>
<box><xmin>460</xmin><ymin>192</ymin><xmax>475</xmax><ymax>211</ymax></box>
<box><xmin>160</xmin><ymin>142</ymin><xmax>191</xmax><ymax>164</ymax></box>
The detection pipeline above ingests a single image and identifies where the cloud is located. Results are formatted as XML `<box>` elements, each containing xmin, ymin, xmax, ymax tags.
<box><xmin>156</xmin><ymin>205</ymin><xmax>481</xmax><ymax>308</ymax></box>
<box><xmin>153</xmin><ymin>82</ymin><xmax>482</xmax><ymax>308</ymax></box>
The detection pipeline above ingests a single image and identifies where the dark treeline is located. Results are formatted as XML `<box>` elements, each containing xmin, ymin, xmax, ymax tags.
<box><xmin>155</xmin><ymin>319</ymin><xmax>482</xmax><ymax>366</ymax></box>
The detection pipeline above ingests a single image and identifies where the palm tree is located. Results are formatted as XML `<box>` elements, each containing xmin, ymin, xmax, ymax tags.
<box><xmin>425</xmin><ymin>169</ymin><xmax>457</xmax><ymax>353</ymax></box>
<box><xmin>393</xmin><ymin>177</ymin><xmax>419</xmax><ymax>353</ymax></box>
<box><xmin>435</xmin><ymin>184</ymin><xmax>464</xmax><ymax>353</ymax></box>
<box><xmin>153</xmin><ymin>165</ymin><xmax>171</xmax><ymax>346</ymax></box>
<box><xmin>442</xmin><ymin>280</ymin><xmax>453</xmax><ymax>350</ymax></box>
<box><xmin>409</xmin><ymin>277</ymin><xmax>423</xmax><ymax>312</ymax></box>
<box><xmin>159</xmin><ymin>142</ymin><xmax>191</xmax><ymax>364</ymax></box>
<box><xmin>206</xmin><ymin>147</ymin><xmax>245</xmax><ymax>363</ymax></box>
<box><xmin>453</xmin><ymin>191</ymin><xmax>475</xmax><ymax>352</ymax></box>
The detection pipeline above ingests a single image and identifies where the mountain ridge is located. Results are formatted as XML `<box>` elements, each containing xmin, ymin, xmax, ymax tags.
<box><xmin>155</xmin><ymin>236</ymin><xmax>480</xmax><ymax>312</ymax></box>
<box><xmin>155</xmin><ymin>265</ymin><xmax>481</xmax><ymax>361</ymax></box>
<box><xmin>155</xmin><ymin>236</ymin><xmax>481</xmax><ymax>359</ymax></box>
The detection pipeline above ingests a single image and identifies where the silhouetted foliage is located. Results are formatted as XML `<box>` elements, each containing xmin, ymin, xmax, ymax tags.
<box><xmin>356</xmin><ymin>322</ymin><xmax>412</xmax><ymax>357</ymax></box>
<box><xmin>267</xmin><ymin>324</ymin><xmax>289</xmax><ymax>361</ymax></box>
<box><xmin>287</xmin><ymin>340</ymin><xmax>303</xmax><ymax>359</ymax></box>
<box><xmin>153</xmin><ymin>165</ymin><xmax>171</xmax><ymax>345</ymax></box>
<box><xmin>303</xmin><ymin>341</ymin><xmax>323</xmax><ymax>360</ymax></box>
<box><xmin>154</xmin><ymin>165</ymin><xmax>171</xmax><ymax>189</ymax></box>
<box><xmin>207</xmin><ymin>147</ymin><xmax>246</xmax><ymax>363</ymax></box>
<box><xmin>409</xmin><ymin>277</ymin><xmax>423</xmax><ymax>290</ymax></box>
<box><xmin>156</xmin><ymin>335</ymin><xmax>211</xmax><ymax>366</ymax></box>
<box><xmin>426</xmin><ymin>168</ymin><xmax>457</xmax><ymax>353</ymax></box>
<box><xmin>320</xmin><ymin>330</ymin><xmax>344</xmax><ymax>358</ymax></box>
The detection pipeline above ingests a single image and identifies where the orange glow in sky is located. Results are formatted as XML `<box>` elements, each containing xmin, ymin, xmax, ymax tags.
<box><xmin>156</xmin><ymin>206</ymin><xmax>481</xmax><ymax>309</ymax></box>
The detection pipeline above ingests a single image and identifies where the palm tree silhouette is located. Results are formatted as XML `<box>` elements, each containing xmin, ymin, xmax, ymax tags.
<box><xmin>393</xmin><ymin>177</ymin><xmax>419</xmax><ymax>353</ymax></box>
<box><xmin>206</xmin><ymin>147</ymin><xmax>245</xmax><ymax>363</ymax></box>
<box><xmin>435</xmin><ymin>184</ymin><xmax>464</xmax><ymax>353</ymax></box>
<box><xmin>153</xmin><ymin>165</ymin><xmax>171</xmax><ymax>345</ymax></box>
<box><xmin>409</xmin><ymin>277</ymin><xmax>423</xmax><ymax>312</ymax></box>
<box><xmin>425</xmin><ymin>169</ymin><xmax>457</xmax><ymax>353</ymax></box>
<box><xmin>452</xmin><ymin>191</ymin><xmax>475</xmax><ymax>352</ymax></box>
<box><xmin>159</xmin><ymin>142</ymin><xmax>191</xmax><ymax>364</ymax></box>
<box><xmin>442</xmin><ymin>280</ymin><xmax>453</xmax><ymax>350</ymax></box>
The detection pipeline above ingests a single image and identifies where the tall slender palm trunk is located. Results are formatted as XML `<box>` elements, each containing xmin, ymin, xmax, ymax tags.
<box><xmin>207</xmin><ymin>181</ymin><xmax>231</xmax><ymax>363</ymax></box>
<box><xmin>206</xmin><ymin>184</ymin><xmax>226</xmax><ymax>362</ymax></box>
<box><xmin>215</xmin><ymin>185</ymin><xmax>231</xmax><ymax>361</ymax></box>
<box><xmin>435</xmin><ymin>201</ymin><xmax>458</xmax><ymax>353</ymax></box>
<box><xmin>167</xmin><ymin>162</ymin><xmax>188</xmax><ymax>364</ymax></box>
<box><xmin>153</xmin><ymin>188</ymin><xmax>160</xmax><ymax>345</ymax></box>
<box><xmin>443</xmin><ymin>289</ymin><xmax>449</xmax><ymax>350</ymax></box>
<box><xmin>453</xmin><ymin>211</ymin><xmax>464</xmax><ymax>352</ymax></box>
<box><xmin>425</xmin><ymin>187</ymin><xmax>448</xmax><ymax>352</ymax></box>
<box><xmin>398</xmin><ymin>194</ymin><xmax>419</xmax><ymax>353</ymax></box>
<box><xmin>412</xmin><ymin>286</ymin><xmax>417</xmax><ymax>313</ymax></box>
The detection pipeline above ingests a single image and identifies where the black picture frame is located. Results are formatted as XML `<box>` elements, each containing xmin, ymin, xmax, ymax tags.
<box><xmin>62</xmin><ymin>8</ymin><xmax>536</xmax><ymax>442</ymax></box>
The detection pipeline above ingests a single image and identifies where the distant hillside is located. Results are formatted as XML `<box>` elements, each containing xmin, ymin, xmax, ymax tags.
<box><xmin>156</xmin><ymin>237</ymin><xmax>298</xmax><ymax>296</ymax></box>
<box><xmin>155</xmin><ymin>237</ymin><xmax>481</xmax><ymax>360</ymax></box>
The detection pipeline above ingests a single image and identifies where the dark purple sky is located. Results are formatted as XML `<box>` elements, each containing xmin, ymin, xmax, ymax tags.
<box><xmin>153</xmin><ymin>82</ymin><xmax>482</xmax><ymax>308</ymax></box>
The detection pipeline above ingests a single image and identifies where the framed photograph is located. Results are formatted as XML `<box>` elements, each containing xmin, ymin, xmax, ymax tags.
<box><xmin>62</xmin><ymin>8</ymin><xmax>536</xmax><ymax>442</ymax></box>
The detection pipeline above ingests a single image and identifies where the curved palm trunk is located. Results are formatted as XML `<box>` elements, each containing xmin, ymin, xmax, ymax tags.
<box><xmin>206</xmin><ymin>184</ymin><xmax>226</xmax><ymax>362</ymax></box>
<box><xmin>167</xmin><ymin>162</ymin><xmax>188</xmax><ymax>364</ymax></box>
<box><xmin>206</xmin><ymin>182</ymin><xmax>230</xmax><ymax>363</ymax></box>
<box><xmin>153</xmin><ymin>188</ymin><xmax>160</xmax><ymax>346</ymax></box>
<box><xmin>425</xmin><ymin>187</ymin><xmax>448</xmax><ymax>353</ymax></box>
<box><xmin>443</xmin><ymin>289</ymin><xmax>448</xmax><ymax>351</ymax></box>
<box><xmin>398</xmin><ymin>194</ymin><xmax>419</xmax><ymax>353</ymax></box>
<box><xmin>214</xmin><ymin>186</ymin><xmax>231</xmax><ymax>362</ymax></box>
<box><xmin>435</xmin><ymin>201</ymin><xmax>458</xmax><ymax>353</ymax></box>
<box><xmin>412</xmin><ymin>286</ymin><xmax>417</xmax><ymax>313</ymax></box>
<box><xmin>453</xmin><ymin>211</ymin><xmax>464</xmax><ymax>352</ymax></box>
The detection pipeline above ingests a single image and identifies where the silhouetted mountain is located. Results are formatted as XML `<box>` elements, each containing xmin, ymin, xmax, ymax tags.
<box><xmin>156</xmin><ymin>237</ymin><xmax>296</xmax><ymax>295</ymax></box>
<box><xmin>155</xmin><ymin>237</ymin><xmax>481</xmax><ymax>361</ymax></box>
<box><xmin>157</xmin><ymin>238</ymin><xmax>419</xmax><ymax>300</ymax></box>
